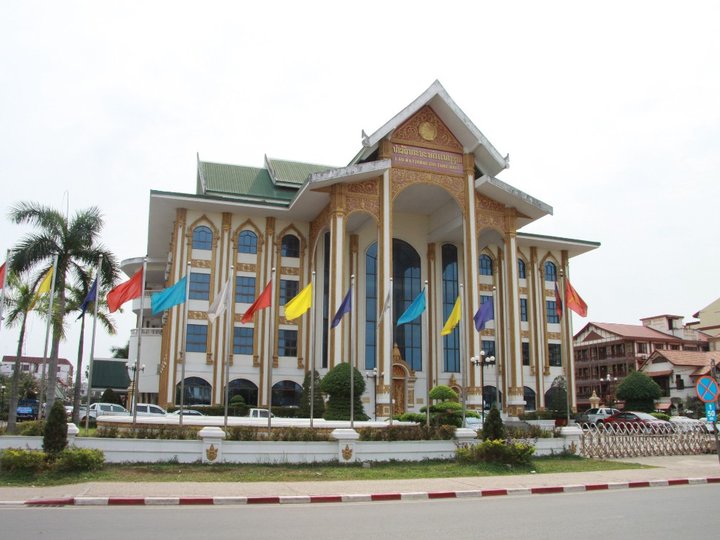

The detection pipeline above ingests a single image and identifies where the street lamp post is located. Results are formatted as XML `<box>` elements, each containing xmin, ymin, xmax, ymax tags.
<box><xmin>471</xmin><ymin>351</ymin><xmax>496</xmax><ymax>423</ymax></box>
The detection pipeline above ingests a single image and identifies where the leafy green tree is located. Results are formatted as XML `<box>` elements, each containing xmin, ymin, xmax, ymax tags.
<box><xmin>425</xmin><ymin>385</ymin><xmax>463</xmax><ymax>427</ymax></box>
<box><xmin>546</xmin><ymin>376</ymin><xmax>568</xmax><ymax>419</ymax></box>
<box><xmin>9</xmin><ymin>202</ymin><xmax>119</xmax><ymax>414</ymax></box>
<box><xmin>320</xmin><ymin>363</ymin><xmax>368</xmax><ymax>421</ymax></box>
<box><xmin>2</xmin><ymin>272</ymin><xmax>38</xmax><ymax>433</ymax></box>
<box><xmin>298</xmin><ymin>369</ymin><xmax>325</xmax><ymax>418</ymax></box>
<box><xmin>616</xmin><ymin>371</ymin><xmax>662</xmax><ymax>412</ymax></box>
<box><xmin>100</xmin><ymin>388</ymin><xmax>123</xmax><ymax>405</ymax></box>
<box><xmin>65</xmin><ymin>274</ymin><xmax>116</xmax><ymax>424</ymax></box>
<box><xmin>43</xmin><ymin>399</ymin><xmax>68</xmax><ymax>458</ymax></box>
<box><xmin>111</xmin><ymin>342</ymin><xmax>130</xmax><ymax>359</ymax></box>
<box><xmin>481</xmin><ymin>406</ymin><xmax>506</xmax><ymax>440</ymax></box>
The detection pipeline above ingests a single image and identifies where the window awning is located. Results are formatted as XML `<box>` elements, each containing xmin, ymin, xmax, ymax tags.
<box><xmin>647</xmin><ymin>370</ymin><xmax>673</xmax><ymax>377</ymax></box>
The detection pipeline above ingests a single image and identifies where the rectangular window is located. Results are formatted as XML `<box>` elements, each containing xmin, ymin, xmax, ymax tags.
<box><xmin>548</xmin><ymin>343</ymin><xmax>562</xmax><ymax>367</ymax></box>
<box><xmin>278</xmin><ymin>329</ymin><xmax>298</xmax><ymax>356</ymax></box>
<box><xmin>235</xmin><ymin>276</ymin><xmax>256</xmax><ymax>303</ymax></box>
<box><xmin>637</xmin><ymin>342</ymin><xmax>648</xmax><ymax>354</ymax></box>
<box><xmin>520</xmin><ymin>298</ymin><xmax>528</xmax><ymax>322</ymax></box>
<box><xmin>189</xmin><ymin>272</ymin><xmax>210</xmax><ymax>300</ymax></box>
<box><xmin>233</xmin><ymin>327</ymin><xmax>254</xmax><ymax>355</ymax></box>
<box><xmin>481</xmin><ymin>339</ymin><xmax>496</xmax><ymax>358</ymax></box>
<box><xmin>186</xmin><ymin>324</ymin><xmax>208</xmax><ymax>353</ymax></box>
<box><xmin>522</xmin><ymin>342</ymin><xmax>530</xmax><ymax>366</ymax></box>
<box><xmin>675</xmin><ymin>374</ymin><xmax>684</xmax><ymax>390</ymax></box>
<box><xmin>546</xmin><ymin>300</ymin><xmax>560</xmax><ymax>324</ymax></box>
<box><xmin>280</xmin><ymin>279</ymin><xmax>299</xmax><ymax>305</ymax></box>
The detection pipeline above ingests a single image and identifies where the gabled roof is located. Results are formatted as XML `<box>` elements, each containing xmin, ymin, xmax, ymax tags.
<box><xmin>575</xmin><ymin>322</ymin><xmax>681</xmax><ymax>341</ymax></box>
<box><xmin>197</xmin><ymin>159</ymin><xmax>299</xmax><ymax>203</ymax></box>
<box><xmin>647</xmin><ymin>350</ymin><xmax>715</xmax><ymax>368</ymax></box>
<box><xmin>350</xmin><ymin>80</ymin><xmax>508</xmax><ymax>177</ymax></box>
<box><xmin>265</xmin><ymin>156</ymin><xmax>334</xmax><ymax>188</ymax></box>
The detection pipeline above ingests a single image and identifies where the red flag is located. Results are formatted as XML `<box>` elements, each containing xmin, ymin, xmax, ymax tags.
<box><xmin>554</xmin><ymin>283</ymin><xmax>563</xmax><ymax>320</ymax></box>
<box><xmin>241</xmin><ymin>280</ymin><xmax>272</xmax><ymax>323</ymax></box>
<box><xmin>565</xmin><ymin>278</ymin><xmax>588</xmax><ymax>317</ymax></box>
<box><xmin>0</xmin><ymin>261</ymin><xmax>6</xmax><ymax>288</ymax></box>
<box><xmin>107</xmin><ymin>268</ymin><xmax>144</xmax><ymax>313</ymax></box>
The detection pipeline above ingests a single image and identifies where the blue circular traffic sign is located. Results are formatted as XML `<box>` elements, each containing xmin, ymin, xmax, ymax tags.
<box><xmin>696</xmin><ymin>376</ymin><xmax>719</xmax><ymax>403</ymax></box>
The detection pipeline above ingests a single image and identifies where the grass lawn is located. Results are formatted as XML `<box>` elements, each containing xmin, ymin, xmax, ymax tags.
<box><xmin>0</xmin><ymin>455</ymin><xmax>649</xmax><ymax>487</ymax></box>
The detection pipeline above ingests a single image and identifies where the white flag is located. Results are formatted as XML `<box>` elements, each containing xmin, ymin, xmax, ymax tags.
<box><xmin>376</xmin><ymin>285</ymin><xmax>392</xmax><ymax>328</ymax></box>
<box><xmin>207</xmin><ymin>277</ymin><xmax>231</xmax><ymax>323</ymax></box>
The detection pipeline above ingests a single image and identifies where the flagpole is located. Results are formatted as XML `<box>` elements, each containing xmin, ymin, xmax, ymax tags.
<box><xmin>131</xmin><ymin>258</ymin><xmax>148</xmax><ymax>429</ymax></box>
<box><xmin>83</xmin><ymin>256</ymin><xmax>102</xmax><ymax>432</ymax></box>
<box><xmin>39</xmin><ymin>254</ymin><xmax>58</xmax><ymax>420</ymax></box>
<box><xmin>492</xmin><ymin>285</ymin><xmax>499</xmax><ymax>410</ymax></box>
<box><xmin>559</xmin><ymin>269</ymin><xmax>571</xmax><ymax>423</ymax></box>
<box><xmin>388</xmin><ymin>278</ymin><xmax>393</xmax><ymax>425</ymax></box>
<box><xmin>459</xmin><ymin>284</ymin><xmax>466</xmax><ymax>427</ymax></box>
<box><xmin>349</xmin><ymin>275</ymin><xmax>355</xmax><ymax>429</ymax></box>
<box><xmin>267</xmin><ymin>267</ymin><xmax>276</xmax><ymax>430</ymax></box>
<box><xmin>177</xmin><ymin>262</ymin><xmax>192</xmax><ymax>427</ymax></box>
<box><xmin>309</xmin><ymin>270</ymin><xmax>316</xmax><ymax>429</ymax></box>
<box><xmin>223</xmin><ymin>264</ymin><xmax>233</xmax><ymax>431</ymax></box>
<box><xmin>423</xmin><ymin>281</ymin><xmax>430</xmax><ymax>428</ymax></box>
<box><xmin>0</xmin><ymin>249</ymin><xmax>11</xmax><ymax>332</ymax></box>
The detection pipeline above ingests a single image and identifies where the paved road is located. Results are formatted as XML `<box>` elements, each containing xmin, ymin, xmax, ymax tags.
<box><xmin>2</xmin><ymin>483</ymin><xmax>716</xmax><ymax>540</ymax></box>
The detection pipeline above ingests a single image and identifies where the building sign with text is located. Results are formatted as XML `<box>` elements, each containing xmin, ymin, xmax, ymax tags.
<box><xmin>391</xmin><ymin>143</ymin><xmax>464</xmax><ymax>176</ymax></box>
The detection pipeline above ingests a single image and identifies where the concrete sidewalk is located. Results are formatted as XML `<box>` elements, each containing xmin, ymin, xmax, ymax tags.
<box><xmin>1</xmin><ymin>455</ymin><xmax>718</xmax><ymax>506</ymax></box>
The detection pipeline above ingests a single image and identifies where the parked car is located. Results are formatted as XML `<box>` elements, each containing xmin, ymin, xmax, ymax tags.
<box><xmin>669</xmin><ymin>416</ymin><xmax>705</xmax><ymax>433</ymax></box>
<box><xmin>134</xmin><ymin>403</ymin><xmax>168</xmax><ymax>416</ymax></box>
<box><xmin>78</xmin><ymin>402</ymin><xmax>129</xmax><ymax>423</ymax></box>
<box><xmin>598</xmin><ymin>411</ymin><xmax>673</xmax><ymax>433</ymax></box>
<box><xmin>575</xmin><ymin>407</ymin><xmax>620</xmax><ymax>425</ymax></box>
<box><xmin>169</xmin><ymin>409</ymin><xmax>205</xmax><ymax>416</ymax></box>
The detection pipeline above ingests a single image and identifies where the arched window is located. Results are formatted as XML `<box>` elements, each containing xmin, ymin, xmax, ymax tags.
<box><xmin>442</xmin><ymin>244</ymin><xmax>459</xmax><ymax>372</ymax></box>
<box><xmin>544</xmin><ymin>261</ymin><xmax>557</xmax><ymax>282</ymax></box>
<box><xmin>238</xmin><ymin>230</ymin><xmax>257</xmax><ymax>254</ymax></box>
<box><xmin>272</xmin><ymin>380</ymin><xmax>303</xmax><ymax>407</ymax></box>
<box><xmin>175</xmin><ymin>376</ymin><xmax>211</xmax><ymax>405</ymax></box>
<box><xmin>517</xmin><ymin>259</ymin><xmax>526</xmax><ymax>279</ymax></box>
<box><xmin>524</xmin><ymin>387</ymin><xmax>537</xmax><ymax>411</ymax></box>
<box><xmin>479</xmin><ymin>254</ymin><xmax>493</xmax><ymax>276</ymax></box>
<box><xmin>365</xmin><ymin>239</ymin><xmax>423</xmax><ymax>371</ymax></box>
<box><xmin>281</xmin><ymin>234</ymin><xmax>300</xmax><ymax>258</ymax></box>
<box><xmin>192</xmin><ymin>226</ymin><xmax>212</xmax><ymax>251</ymax></box>
<box><xmin>228</xmin><ymin>378</ymin><xmax>258</xmax><ymax>406</ymax></box>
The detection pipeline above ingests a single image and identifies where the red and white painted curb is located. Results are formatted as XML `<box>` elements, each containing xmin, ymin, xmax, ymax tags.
<box><xmin>15</xmin><ymin>476</ymin><xmax>720</xmax><ymax>506</ymax></box>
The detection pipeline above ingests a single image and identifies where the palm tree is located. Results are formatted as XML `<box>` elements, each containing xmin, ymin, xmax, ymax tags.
<box><xmin>65</xmin><ymin>272</ymin><xmax>117</xmax><ymax>424</ymax></box>
<box><xmin>2</xmin><ymin>271</ymin><xmax>39</xmax><ymax>433</ymax></box>
<box><xmin>9</xmin><ymin>202</ymin><xmax>119</xmax><ymax>414</ymax></box>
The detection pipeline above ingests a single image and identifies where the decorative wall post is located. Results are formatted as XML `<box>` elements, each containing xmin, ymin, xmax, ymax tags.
<box><xmin>331</xmin><ymin>428</ymin><xmax>360</xmax><ymax>463</ymax></box>
<box><xmin>199</xmin><ymin>426</ymin><xmax>226</xmax><ymax>464</ymax></box>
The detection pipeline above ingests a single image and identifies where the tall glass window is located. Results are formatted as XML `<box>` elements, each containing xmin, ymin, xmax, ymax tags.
<box><xmin>520</xmin><ymin>298</ymin><xmax>528</xmax><ymax>322</ymax></box>
<box><xmin>238</xmin><ymin>230</ymin><xmax>257</xmax><ymax>254</ymax></box>
<box><xmin>278</xmin><ymin>329</ymin><xmax>298</xmax><ymax>357</ymax></box>
<box><xmin>517</xmin><ymin>258</ymin><xmax>526</xmax><ymax>279</ymax></box>
<box><xmin>522</xmin><ymin>342</ymin><xmax>530</xmax><ymax>366</ymax></box>
<box><xmin>189</xmin><ymin>272</ymin><xmax>210</xmax><ymax>300</ymax></box>
<box><xmin>280</xmin><ymin>279</ymin><xmax>299</xmax><ymax>305</ymax></box>
<box><xmin>365</xmin><ymin>243</ymin><xmax>378</xmax><ymax>370</ymax></box>
<box><xmin>546</xmin><ymin>300</ymin><xmax>560</xmax><ymax>324</ymax></box>
<box><xmin>481</xmin><ymin>339</ymin><xmax>496</xmax><ymax>357</ymax></box>
<box><xmin>192</xmin><ymin>226</ymin><xmax>212</xmax><ymax>250</ymax></box>
<box><xmin>442</xmin><ymin>244</ymin><xmax>459</xmax><ymax>372</ymax></box>
<box><xmin>548</xmin><ymin>343</ymin><xmax>562</xmax><ymax>366</ymax></box>
<box><xmin>235</xmin><ymin>276</ymin><xmax>256</xmax><ymax>303</ymax></box>
<box><xmin>544</xmin><ymin>261</ymin><xmax>557</xmax><ymax>282</ymax></box>
<box><xmin>479</xmin><ymin>254</ymin><xmax>493</xmax><ymax>276</ymax></box>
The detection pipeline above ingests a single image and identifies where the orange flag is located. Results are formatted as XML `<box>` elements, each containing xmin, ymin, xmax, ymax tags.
<box><xmin>107</xmin><ymin>268</ymin><xmax>144</xmax><ymax>313</ymax></box>
<box><xmin>241</xmin><ymin>280</ymin><xmax>272</xmax><ymax>323</ymax></box>
<box><xmin>565</xmin><ymin>279</ymin><xmax>588</xmax><ymax>317</ymax></box>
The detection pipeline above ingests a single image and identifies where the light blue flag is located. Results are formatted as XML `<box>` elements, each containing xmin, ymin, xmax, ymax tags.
<box><xmin>397</xmin><ymin>288</ymin><xmax>426</xmax><ymax>326</ymax></box>
<box><xmin>151</xmin><ymin>276</ymin><xmax>187</xmax><ymax>315</ymax></box>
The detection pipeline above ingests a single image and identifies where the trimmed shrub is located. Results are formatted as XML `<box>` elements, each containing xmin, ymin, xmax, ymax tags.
<box><xmin>19</xmin><ymin>420</ymin><xmax>45</xmax><ymax>436</ymax></box>
<box><xmin>481</xmin><ymin>407</ymin><xmax>506</xmax><ymax>440</ymax></box>
<box><xmin>43</xmin><ymin>400</ymin><xmax>68</xmax><ymax>457</ymax></box>
<box><xmin>320</xmin><ymin>363</ymin><xmax>368</xmax><ymax>421</ymax></box>
<box><xmin>358</xmin><ymin>424</ymin><xmax>455</xmax><ymax>441</ymax></box>
<box><xmin>398</xmin><ymin>412</ymin><xmax>427</xmax><ymax>424</ymax></box>
<box><xmin>55</xmin><ymin>448</ymin><xmax>105</xmax><ymax>472</ymax></box>
<box><xmin>651</xmin><ymin>412</ymin><xmax>670</xmax><ymax>421</ymax></box>
<box><xmin>428</xmin><ymin>385</ymin><xmax>458</xmax><ymax>402</ymax></box>
<box><xmin>456</xmin><ymin>439</ymin><xmax>534</xmax><ymax>466</ymax></box>
<box><xmin>267</xmin><ymin>427</ymin><xmax>331</xmax><ymax>441</ymax></box>
<box><xmin>616</xmin><ymin>371</ymin><xmax>662</xmax><ymax>412</ymax></box>
<box><xmin>506</xmin><ymin>424</ymin><xmax>552</xmax><ymax>439</ymax></box>
<box><xmin>100</xmin><ymin>388</ymin><xmax>123</xmax><ymax>405</ymax></box>
<box><xmin>0</xmin><ymin>448</ymin><xmax>46</xmax><ymax>473</ymax></box>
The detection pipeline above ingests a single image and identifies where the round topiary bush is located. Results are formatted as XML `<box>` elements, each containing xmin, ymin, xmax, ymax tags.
<box><xmin>320</xmin><ymin>362</ymin><xmax>368</xmax><ymax>421</ymax></box>
<box><xmin>43</xmin><ymin>400</ymin><xmax>68</xmax><ymax>458</ymax></box>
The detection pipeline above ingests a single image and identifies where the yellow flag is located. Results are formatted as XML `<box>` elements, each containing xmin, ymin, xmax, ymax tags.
<box><xmin>440</xmin><ymin>296</ymin><xmax>461</xmax><ymax>335</ymax></box>
<box><xmin>29</xmin><ymin>267</ymin><xmax>54</xmax><ymax>311</ymax></box>
<box><xmin>284</xmin><ymin>282</ymin><xmax>312</xmax><ymax>321</ymax></box>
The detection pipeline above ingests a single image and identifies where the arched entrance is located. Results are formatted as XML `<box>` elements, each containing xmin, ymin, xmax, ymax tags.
<box><xmin>175</xmin><ymin>377</ymin><xmax>211</xmax><ymax>405</ymax></box>
<box><xmin>227</xmin><ymin>379</ymin><xmax>258</xmax><ymax>407</ymax></box>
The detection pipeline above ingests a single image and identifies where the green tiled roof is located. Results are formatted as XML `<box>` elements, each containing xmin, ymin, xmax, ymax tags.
<box><xmin>91</xmin><ymin>360</ymin><xmax>131</xmax><ymax>390</ymax></box>
<box><xmin>199</xmin><ymin>161</ymin><xmax>296</xmax><ymax>202</ymax></box>
<box><xmin>266</xmin><ymin>157</ymin><xmax>334</xmax><ymax>186</ymax></box>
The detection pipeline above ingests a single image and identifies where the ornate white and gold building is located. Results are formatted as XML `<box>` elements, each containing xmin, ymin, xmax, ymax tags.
<box><xmin>125</xmin><ymin>81</ymin><xmax>599</xmax><ymax>418</ymax></box>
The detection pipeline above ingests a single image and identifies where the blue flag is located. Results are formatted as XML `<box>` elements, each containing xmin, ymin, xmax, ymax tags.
<box><xmin>151</xmin><ymin>277</ymin><xmax>187</xmax><ymax>315</ymax></box>
<box><xmin>474</xmin><ymin>296</ymin><xmax>494</xmax><ymax>331</ymax></box>
<box><xmin>397</xmin><ymin>288</ymin><xmax>426</xmax><ymax>325</ymax></box>
<box><xmin>331</xmin><ymin>287</ymin><xmax>352</xmax><ymax>328</ymax></box>
<box><xmin>77</xmin><ymin>277</ymin><xmax>98</xmax><ymax>319</ymax></box>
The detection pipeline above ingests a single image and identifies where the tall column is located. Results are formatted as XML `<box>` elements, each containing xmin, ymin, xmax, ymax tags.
<box><xmin>214</xmin><ymin>213</ymin><xmax>232</xmax><ymax>405</ymax></box>
<box><xmin>503</xmin><ymin>219</ymin><xmax>524</xmax><ymax>417</ymax></box>
<box><xmin>377</xmin><ymin>164</ymin><xmax>393</xmax><ymax>418</ymax></box>
<box><xmin>258</xmin><ymin>217</ymin><xmax>275</xmax><ymax>406</ymax></box>
<box><xmin>560</xmin><ymin>250</ymin><xmax>576</xmax><ymax>413</ymax></box>
<box><xmin>328</xmin><ymin>185</ymin><xmax>347</xmax><ymax>369</ymax></box>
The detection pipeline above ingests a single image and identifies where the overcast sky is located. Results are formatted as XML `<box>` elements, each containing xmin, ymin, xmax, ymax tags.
<box><xmin>1</xmin><ymin>1</ymin><xmax>718</xmax><ymax>373</ymax></box>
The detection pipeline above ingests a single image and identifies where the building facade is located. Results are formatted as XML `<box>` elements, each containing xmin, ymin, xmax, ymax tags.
<box><xmin>573</xmin><ymin>315</ymin><xmax>709</xmax><ymax>409</ymax></box>
<box><xmin>1</xmin><ymin>355</ymin><xmax>74</xmax><ymax>389</ymax></box>
<box><xmin>127</xmin><ymin>81</ymin><xmax>599</xmax><ymax>418</ymax></box>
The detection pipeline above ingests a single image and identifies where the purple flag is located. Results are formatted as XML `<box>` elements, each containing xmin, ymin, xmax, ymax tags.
<box><xmin>331</xmin><ymin>287</ymin><xmax>352</xmax><ymax>328</ymax></box>
<box><xmin>473</xmin><ymin>296</ymin><xmax>494</xmax><ymax>331</ymax></box>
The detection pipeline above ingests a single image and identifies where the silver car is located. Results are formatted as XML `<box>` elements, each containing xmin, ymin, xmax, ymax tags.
<box><xmin>576</xmin><ymin>407</ymin><xmax>620</xmax><ymax>425</ymax></box>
